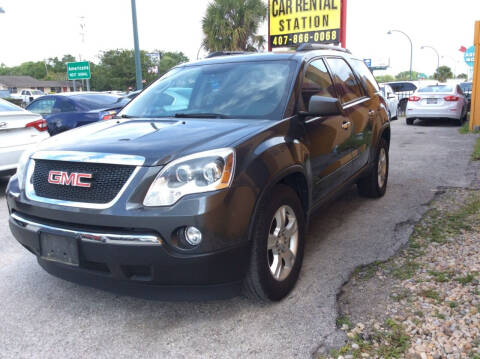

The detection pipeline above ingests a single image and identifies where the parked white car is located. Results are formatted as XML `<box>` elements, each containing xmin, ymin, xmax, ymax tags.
<box><xmin>10</xmin><ymin>88</ymin><xmax>46</xmax><ymax>105</ymax></box>
<box><xmin>380</xmin><ymin>84</ymin><xmax>399</xmax><ymax>120</ymax></box>
<box><xmin>0</xmin><ymin>98</ymin><xmax>49</xmax><ymax>176</ymax></box>
<box><xmin>406</xmin><ymin>84</ymin><xmax>468</xmax><ymax>126</ymax></box>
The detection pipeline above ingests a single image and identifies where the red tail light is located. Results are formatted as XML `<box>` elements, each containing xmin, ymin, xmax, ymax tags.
<box><xmin>408</xmin><ymin>96</ymin><xmax>421</xmax><ymax>102</ymax></box>
<box><xmin>25</xmin><ymin>119</ymin><xmax>48</xmax><ymax>132</ymax></box>
<box><xmin>444</xmin><ymin>95</ymin><xmax>459</xmax><ymax>102</ymax></box>
<box><xmin>102</xmin><ymin>114</ymin><xmax>114</xmax><ymax>121</ymax></box>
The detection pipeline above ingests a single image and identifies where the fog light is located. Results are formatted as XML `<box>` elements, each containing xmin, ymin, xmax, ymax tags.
<box><xmin>184</xmin><ymin>226</ymin><xmax>202</xmax><ymax>246</ymax></box>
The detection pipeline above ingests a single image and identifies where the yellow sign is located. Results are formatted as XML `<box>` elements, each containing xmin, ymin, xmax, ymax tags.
<box><xmin>269</xmin><ymin>0</ymin><xmax>342</xmax><ymax>48</ymax></box>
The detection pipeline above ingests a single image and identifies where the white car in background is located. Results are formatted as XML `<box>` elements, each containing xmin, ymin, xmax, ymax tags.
<box><xmin>380</xmin><ymin>84</ymin><xmax>399</xmax><ymax>120</ymax></box>
<box><xmin>10</xmin><ymin>89</ymin><xmax>46</xmax><ymax>105</ymax></box>
<box><xmin>0</xmin><ymin>98</ymin><xmax>49</xmax><ymax>176</ymax></box>
<box><xmin>406</xmin><ymin>84</ymin><xmax>467</xmax><ymax>126</ymax></box>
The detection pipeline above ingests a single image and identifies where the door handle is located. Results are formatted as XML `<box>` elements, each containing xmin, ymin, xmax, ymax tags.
<box><xmin>341</xmin><ymin>121</ymin><xmax>352</xmax><ymax>130</ymax></box>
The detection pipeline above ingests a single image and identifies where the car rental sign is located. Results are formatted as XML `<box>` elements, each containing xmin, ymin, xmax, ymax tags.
<box><xmin>268</xmin><ymin>0</ymin><xmax>344</xmax><ymax>49</ymax></box>
<box><xmin>67</xmin><ymin>61</ymin><xmax>91</xmax><ymax>80</ymax></box>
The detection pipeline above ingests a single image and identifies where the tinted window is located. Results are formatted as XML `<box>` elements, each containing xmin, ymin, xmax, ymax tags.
<box><xmin>301</xmin><ymin>59</ymin><xmax>336</xmax><ymax>107</ymax></box>
<box><xmin>418</xmin><ymin>85</ymin><xmax>453</xmax><ymax>93</ymax></box>
<box><xmin>459</xmin><ymin>82</ymin><xmax>472</xmax><ymax>92</ymax></box>
<box><xmin>27</xmin><ymin>98</ymin><xmax>55</xmax><ymax>115</ymax></box>
<box><xmin>73</xmin><ymin>94</ymin><xmax>122</xmax><ymax>109</ymax></box>
<box><xmin>389</xmin><ymin>82</ymin><xmax>417</xmax><ymax>93</ymax></box>
<box><xmin>350</xmin><ymin>59</ymin><xmax>380</xmax><ymax>94</ymax></box>
<box><xmin>326</xmin><ymin>58</ymin><xmax>363</xmax><ymax>103</ymax></box>
<box><xmin>123</xmin><ymin>61</ymin><xmax>295</xmax><ymax>119</ymax></box>
<box><xmin>0</xmin><ymin>99</ymin><xmax>22</xmax><ymax>112</ymax></box>
<box><xmin>53</xmin><ymin>98</ymin><xmax>76</xmax><ymax>113</ymax></box>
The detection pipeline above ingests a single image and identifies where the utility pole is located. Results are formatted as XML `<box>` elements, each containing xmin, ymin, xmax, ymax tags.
<box><xmin>79</xmin><ymin>16</ymin><xmax>90</xmax><ymax>91</ymax></box>
<box><xmin>131</xmin><ymin>0</ymin><xmax>143</xmax><ymax>90</ymax></box>
<box><xmin>469</xmin><ymin>21</ymin><xmax>480</xmax><ymax>132</ymax></box>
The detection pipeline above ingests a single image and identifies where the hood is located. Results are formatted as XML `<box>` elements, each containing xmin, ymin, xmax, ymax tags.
<box><xmin>34</xmin><ymin>117</ymin><xmax>271</xmax><ymax>166</ymax></box>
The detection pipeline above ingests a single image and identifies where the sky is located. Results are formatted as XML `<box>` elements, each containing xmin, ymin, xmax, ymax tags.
<box><xmin>0</xmin><ymin>0</ymin><xmax>478</xmax><ymax>77</ymax></box>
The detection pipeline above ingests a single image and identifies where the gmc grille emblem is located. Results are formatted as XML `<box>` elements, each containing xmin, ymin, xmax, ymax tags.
<box><xmin>48</xmin><ymin>171</ymin><xmax>92</xmax><ymax>188</ymax></box>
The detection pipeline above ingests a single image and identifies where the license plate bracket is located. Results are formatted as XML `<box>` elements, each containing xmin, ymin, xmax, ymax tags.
<box><xmin>427</xmin><ymin>98</ymin><xmax>437</xmax><ymax>104</ymax></box>
<box><xmin>40</xmin><ymin>233</ymin><xmax>79</xmax><ymax>266</ymax></box>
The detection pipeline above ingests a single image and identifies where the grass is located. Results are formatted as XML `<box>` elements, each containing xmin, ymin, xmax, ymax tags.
<box><xmin>420</xmin><ymin>289</ymin><xmax>442</xmax><ymax>303</ymax></box>
<box><xmin>354</xmin><ymin>261</ymin><xmax>384</xmax><ymax>280</ymax></box>
<box><xmin>454</xmin><ymin>273</ymin><xmax>477</xmax><ymax>285</ymax></box>
<box><xmin>428</xmin><ymin>270</ymin><xmax>453</xmax><ymax>283</ymax></box>
<box><xmin>473</xmin><ymin>137</ymin><xmax>480</xmax><ymax>160</ymax></box>
<box><xmin>448</xmin><ymin>301</ymin><xmax>457</xmax><ymax>308</ymax></box>
<box><xmin>336</xmin><ymin>315</ymin><xmax>352</xmax><ymax>329</ymax></box>
<box><xmin>392</xmin><ymin>261</ymin><xmax>420</xmax><ymax>280</ymax></box>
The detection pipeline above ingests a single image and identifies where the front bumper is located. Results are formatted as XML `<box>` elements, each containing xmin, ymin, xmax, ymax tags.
<box><xmin>9</xmin><ymin>211</ymin><xmax>250</xmax><ymax>291</ymax></box>
<box><xmin>6</xmin><ymin>171</ymin><xmax>257</xmax><ymax>294</ymax></box>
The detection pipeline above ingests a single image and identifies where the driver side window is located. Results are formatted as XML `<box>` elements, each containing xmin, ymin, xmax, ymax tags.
<box><xmin>301</xmin><ymin>59</ymin><xmax>336</xmax><ymax>110</ymax></box>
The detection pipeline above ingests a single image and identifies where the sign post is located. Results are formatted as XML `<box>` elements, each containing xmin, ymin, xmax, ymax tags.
<box><xmin>268</xmin><ymin>0</ymin><xmax>346</xmax><ymax>50</ymax></box>
<box><xmin>469</xmin><ymin>22</ymin><xmax>480</xmax><ymax>132</ymax></box>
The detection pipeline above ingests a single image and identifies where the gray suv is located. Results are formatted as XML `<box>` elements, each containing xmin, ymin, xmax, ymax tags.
<box><xmin>7</xmin><ymin>45</ymin><xmax>390</xmax><ymax>301</ymax></box>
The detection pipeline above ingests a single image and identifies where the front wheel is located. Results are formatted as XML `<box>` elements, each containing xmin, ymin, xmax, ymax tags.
<box><xmin>243</xmin><ymin>184</ymin><xmax>305</xmax><ymax>301</ymax></box>
<box><xmin>357</xmin><ymin>138</ymin><xmax>389</xmax><ymax>198</ymax></box>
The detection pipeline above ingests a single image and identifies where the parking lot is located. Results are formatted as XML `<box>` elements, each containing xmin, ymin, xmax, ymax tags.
<box><xmin>0</xmin><ymin>118</ymin><xmax>477</xmax><ymax>358</ymax></box>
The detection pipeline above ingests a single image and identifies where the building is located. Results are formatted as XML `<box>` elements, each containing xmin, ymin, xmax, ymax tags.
<box><xmin>0</xmin><ymin>75</ymin><xmax>82</xmax><ymax>95</ymax></box>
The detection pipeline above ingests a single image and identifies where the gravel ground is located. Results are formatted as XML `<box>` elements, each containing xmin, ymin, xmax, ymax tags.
<box><xmin>335</xmin><ymin>188</ymin><xmax>480</xmax><ymax>359</ymax></box>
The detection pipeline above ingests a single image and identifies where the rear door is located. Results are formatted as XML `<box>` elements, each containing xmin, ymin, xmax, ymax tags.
<box><xmin>300</xmin><ymin>58</ymin><xmax>355</xmax><ymax>203</ymax></box>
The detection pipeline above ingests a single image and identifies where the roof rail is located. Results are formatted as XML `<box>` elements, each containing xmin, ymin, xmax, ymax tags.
<box><xmin>296</xmin><ymin>43</ymin><xmax>351</xmax><ymax>54</ymax></box>
<box><xmin>206</xmin><ymin>51</ymin><xmax>255</xmax><ymax>58</ymax></box>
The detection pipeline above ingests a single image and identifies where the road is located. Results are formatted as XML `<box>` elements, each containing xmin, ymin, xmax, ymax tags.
<box><xmin>0</xmin><ymin>119</ymin><xmax>477</xmax><ymax>359</ymax></box>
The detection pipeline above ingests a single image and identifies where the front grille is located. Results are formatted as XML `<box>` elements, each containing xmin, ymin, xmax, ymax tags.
<box><xmin>32</xmin><ymin>159</ymin><xmax>135</xmax><ymax>204</ymax></box>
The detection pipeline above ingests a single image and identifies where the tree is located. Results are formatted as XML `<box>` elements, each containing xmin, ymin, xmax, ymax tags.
<box><xmin>434</xmin><ymin>66</ymin><xmax>453</xmax><ymax>82</ymax></box>
<box><xmin>457</xmin><ymin>73</ymin><xmax>468</xmax><ymax>80</ymax></box>
<box><xmin>202</xmin><ymin>0</ymin><xmax>267</xmax><ymax>52</ymax></box>
<box><xmin>91</xmin><ymin>49</ymin><xmax>188</xmax><ymax>91</ymax></box>
<box><xmin>375</xmin><ymin>74</ymin><xmax>394</xmax><ymax>83</ymax></box>
<box><xmin>395</xmin><ymin>71</ymin><xmax>422</xmax><ymax>81</ymax></box>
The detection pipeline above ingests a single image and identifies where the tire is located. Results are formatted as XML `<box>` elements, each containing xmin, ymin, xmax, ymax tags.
<box><xmin>357</xmin><ymin>138</ymin><xmax>389</xmax><ymax>198</ymax></box>
<box><xmin>406</xmin><ymin>118</ymin><xmax>414</xmax><ymax>125</ymax></box>
<box><xmin>243</xmin><ymin>184</ymin><xmax>305</xmax><ymax>301</ymax></box>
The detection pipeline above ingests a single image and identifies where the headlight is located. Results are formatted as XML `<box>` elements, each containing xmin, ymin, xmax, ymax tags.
<box><xmin>143</xmin><ymin>148</ymin><xmax>235</xmax><ymax>207</ymax></box>
<box><xmin>16</xmin><ymin>148</ymin><xmax>35</xmax><ymax>190</ymax></box>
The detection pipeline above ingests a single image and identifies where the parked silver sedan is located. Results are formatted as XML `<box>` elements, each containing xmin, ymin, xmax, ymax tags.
<box><xmin>406</xmin><ymin>84</ymin><xmax>467</xmax><ymax>126</ymax></box>
<box><xmin>0</xmin><ymin>98</ymin><xmax>49</xmax><ymax>176</ymax></box>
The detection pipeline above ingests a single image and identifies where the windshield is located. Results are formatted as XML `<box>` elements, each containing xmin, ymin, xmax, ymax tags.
<box><xmin>121</xmin><ymin>60</ymin><xmax>295</xmax><ymax>119</ymax></box>
<box><xmin>418</xmin><ymin>85</ymin><xmax>453</xmax><ymax>93</ymax></box>
<box><xmin>0</xmin><ymin>99</ymin><xmax>22</xmax><ymax>112</ymax></box>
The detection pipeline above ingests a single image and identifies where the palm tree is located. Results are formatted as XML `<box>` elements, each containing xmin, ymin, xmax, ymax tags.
<box><xmin>202</xmin><ymin>0</ymin><xmax>267</xmax><ymax>52</ymax></box>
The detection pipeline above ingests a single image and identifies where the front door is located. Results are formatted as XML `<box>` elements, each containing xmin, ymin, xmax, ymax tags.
<box><xmin>300</xmin><ymin>59</ymin><xmax>355</xmax><ymax>204</ymax></box>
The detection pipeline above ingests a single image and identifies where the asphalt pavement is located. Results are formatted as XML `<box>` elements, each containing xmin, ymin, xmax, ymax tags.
<box><xmin>0</xmin><ymin>118</ymin><xmax>477</xmax><ymax>359</ymax></box>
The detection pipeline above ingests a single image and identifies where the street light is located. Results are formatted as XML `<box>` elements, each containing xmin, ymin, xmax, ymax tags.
<box><xmin>130</xmin><ymin>0</ymin><xmax>143</xmax><ymax>90</ymax></box>
<box><xmin>421</xmin><ymin>45</ymin><xmax>440</xmax><ymax>80</ymax></box>
<box><xmin>387</xmin><ymin>29</ymin><xmax>413</xmax><ymax>80</ymax></box>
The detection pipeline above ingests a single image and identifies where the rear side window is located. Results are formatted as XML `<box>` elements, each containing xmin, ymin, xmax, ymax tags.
<box><xmin>326</xmin><ymin>58</ymin><xmax>364</xmax><ymax>103</ymax></box>
<box><xmin>301</xmin><ymin>59</ymin><xmax>336</xmax><ymax>107</ymax></box>
<box><xmin>389</xmin><ymin>82</ymin><xmax>417</xmax><ymax>93</ymax></box>
<box><xmin>53</xmin><ymin>98</ymin><xmax>76</xmax><ymax>113</ymax></box>
<box><xmin>349</xmin><ymin>59</ymin><xmax>380</xmax><ymax>94</ymax></box>
<box><xmin>27</xmin><ymin>98</ymin><xmax>55</xmax><ymax>115</ymax></box>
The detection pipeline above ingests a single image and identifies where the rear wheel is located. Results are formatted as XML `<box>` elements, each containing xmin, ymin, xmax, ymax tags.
<box><xmin>243</xmin><ymin>184</ymin><xmax>305</xmax><ymax>301</ymax></box>
<box><xmin>406</xmin><ymin>118</ymin><xmax>414</xmax><ymax>125</ymax></box>
<box><xmin>357</xmin><ymin>138</ymin><xmax>389</xmax><ymax>198</ymax></box>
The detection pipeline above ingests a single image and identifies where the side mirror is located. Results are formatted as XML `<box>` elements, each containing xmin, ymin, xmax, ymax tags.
<box><xmin>301</xmin><ymin>96</ymin><xmax>343</xmax><ymax>117</ymax></box>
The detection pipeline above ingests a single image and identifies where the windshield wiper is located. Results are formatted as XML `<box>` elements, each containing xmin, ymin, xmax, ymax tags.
<box><xmin>174</xmin><ymin>113</ymin><xmax>229</xmax><ymax>119</ymax></box>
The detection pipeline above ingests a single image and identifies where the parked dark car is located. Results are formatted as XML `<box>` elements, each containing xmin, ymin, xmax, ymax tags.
<box><xmin>26</xmin><ymin>93</ymin><xmax>130</xmax><ymax>136</ymax></box>
<box><xmin>7</xmin><ymin>46</ymin><xmax>390</xmax><ymax>301</ymax></box>
<box><xmin>459</xmin><ymin>82</ymin><xmax>472</xmax><ymax>111</ymax></box>
<box><xmin>386</xmin><ymin>81</ymin><xmax>418</xmax><ymax>116</ymax></box>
